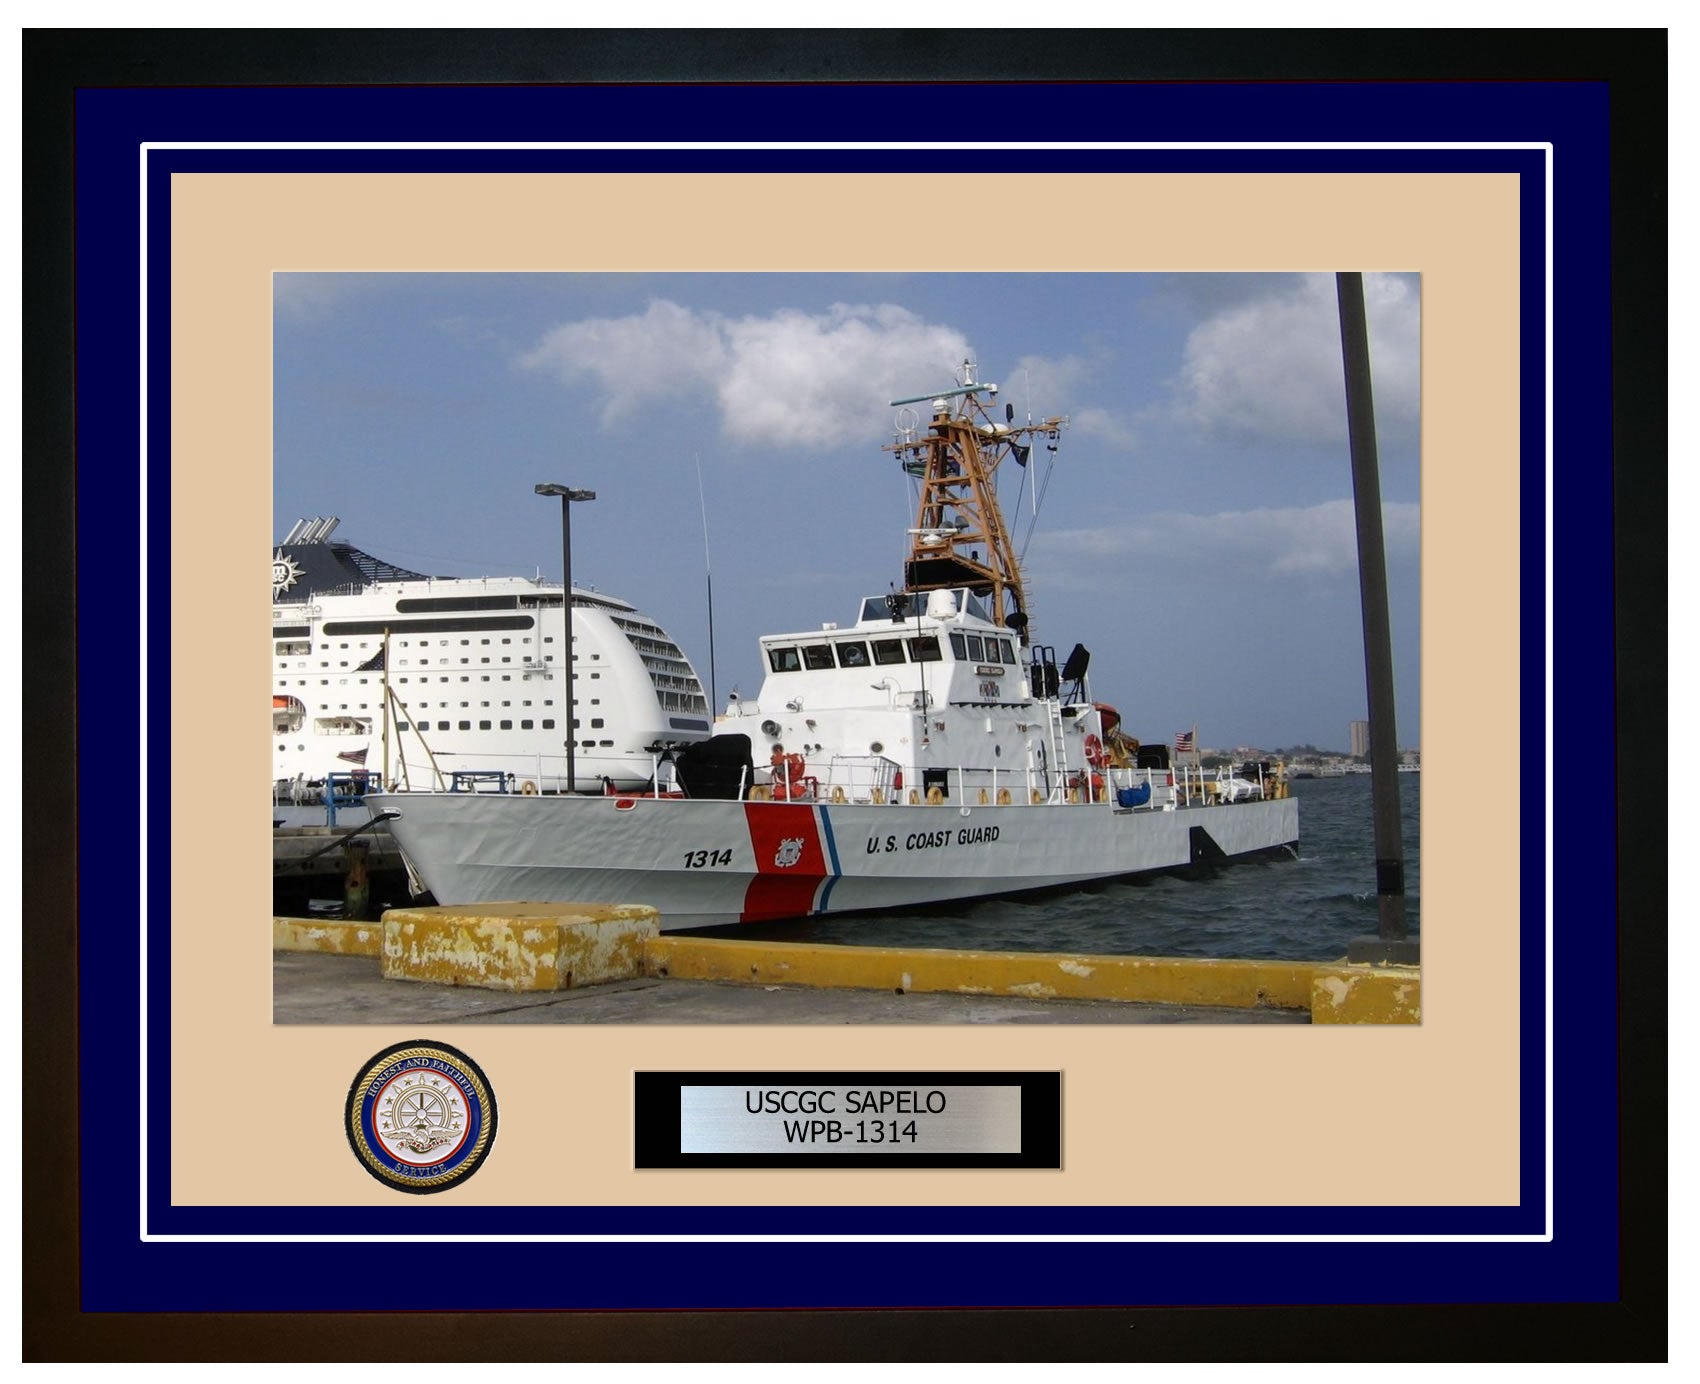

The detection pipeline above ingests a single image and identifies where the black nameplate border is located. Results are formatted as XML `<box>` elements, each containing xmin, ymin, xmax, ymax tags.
<box><xmin>634</xmin><ymin>1071</ymin><xmax>1060</xmax><ymax>1169</ymax></box>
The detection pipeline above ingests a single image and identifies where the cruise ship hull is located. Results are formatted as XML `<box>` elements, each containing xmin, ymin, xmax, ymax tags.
<box><xmin>373</xmin><ymin>791</ymin><xmax>1299</xmax><ymax>931</ymax></box>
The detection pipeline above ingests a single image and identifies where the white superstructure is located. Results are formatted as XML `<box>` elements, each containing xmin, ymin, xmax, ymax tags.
<box><xmin>271</xmin><ymin>518</ymin><xmax>711</xmax><ymax>799</ymax></box>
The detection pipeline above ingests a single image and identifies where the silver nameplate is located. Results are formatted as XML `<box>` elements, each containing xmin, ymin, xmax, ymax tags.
<box><xmin>679</xmin><ymin>1084</ymin><xmax>1022</xmax><ymax>1155</ymax></box>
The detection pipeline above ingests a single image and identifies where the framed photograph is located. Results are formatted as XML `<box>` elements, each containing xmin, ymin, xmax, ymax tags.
<box><xmin>23</xmin><ymin>28</ymin><xmax>1665</xmax><ymax>1361</ymax></box>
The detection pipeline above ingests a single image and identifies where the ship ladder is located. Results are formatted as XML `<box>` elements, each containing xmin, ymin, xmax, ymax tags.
<box><xmin>1044</xmin><ymin>701</ymin><xmax>1071</xmax><ymax>803</ymax></box>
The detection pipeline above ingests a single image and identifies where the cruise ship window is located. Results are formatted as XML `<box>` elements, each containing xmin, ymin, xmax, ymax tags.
<box><xmin>500</xmin><ymin>720</ymin><xmax>512</xmax><ymax>730</ymax></box>
<box><xmin>599</xmin><ymin>740</ymin><xmax>613</xmax><ymax>747</ymax></box>
<box><xmin>872</xmin><ymin>639</ymin><xmax>906</xmax><ymax>666</ymax></box>
<box><xmin>590</xmin><ymin>718</ymin><xmax>604</xmax><ymax>728</ymax></box>
<box><xmin>521</xmin><ymin>720</ymin><xmax>533</xmax><ymax>729</ymax></box>
<box><xmin>458</xmin><ymin>721</ymin><xmax>471</xmax><ymax>731</ymax></box>
<box><xmin>542</xmin><ymin>719</ymin><xmax>556</xmax><ymax>729</ymax></box>
<box><xmin>590</xmin><ymin>698</ymin><xmax>600</xmax><ymax>705</ymax></box>
<box><xmin>581</xmin><ymin>740</ymin><xmax>595</xmax><ymax>748</ymax></box>
<box><xmin>803</xmin><ymin>644</ymin><xmax>835</xmax><ymax>671</ymax></box>
<box><xmin>572</xmin><ymin>719</ymin><xmax>581</xmax><ymax>730</ymax></box>
<box><xmin>437</xmin><ymin>721</ymin><xmax>451</xmax><ymax>731</ymax></box>
<box><xmin>479</xmin><ymin>721</ymin><xmax>491</xmax><ymax>730</ymax></box>
<box><xmin>481</xmin><ymin>658</ymin><xmax>490</xmax><ymax>664</ymax></box>
<box><xmin>591</xmin><ymin>672</ymin><xmax>600</xmax><ymax>679</ymax></box>
<box><xmin>768</xmin><ymin>646</ymin><xmax>801</xmax><ymax>673</ymax></box>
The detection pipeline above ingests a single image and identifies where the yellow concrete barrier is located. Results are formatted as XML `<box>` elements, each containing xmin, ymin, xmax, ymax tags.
<box><xmin>280</xmin><ymin>904</ymin><xmax>1419</xmax><ymax>1022</ymax></box>
<box><xmin>273</xmin><ymin>917</ymin><xmax>384</xmax><ymax>956</ymax></box>
<box><xmin>381</xmin><ymin>902</ymin><xmax>659</xmax><ymax>992</ymax></box>
<box><xmin>643</xmin><ymin>935</ymin><xmax>1420</xmax><ymax>1023</ymax></box>
<box><xmin>1309</xmin><ymin>964</ymin><xmax>1422</xmax><ymax>1024</ymax></box>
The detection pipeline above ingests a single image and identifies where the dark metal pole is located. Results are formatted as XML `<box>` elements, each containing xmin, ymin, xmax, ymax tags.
<box><xmin>537</xmin><ymin>484</ymin><xmax>594</xmax><ymax>792</ymax></box>
<box><xmin>559</xmin><ymin>494</ymin><xmax>575</xmax><ymax>795</ymax></box>
<box><xmin>1336</xmin><ymin>273</ymin><xmax>1416</xmax><ymax>964</ymax></box>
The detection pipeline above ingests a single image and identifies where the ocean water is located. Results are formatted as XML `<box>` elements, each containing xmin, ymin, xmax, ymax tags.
<box><xmin>683</xmin><ymin>774</ymin><xmax>1421</xmax><ymax>962</ymax></box>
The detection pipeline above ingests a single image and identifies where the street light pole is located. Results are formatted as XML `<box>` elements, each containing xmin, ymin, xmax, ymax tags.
<box><xmin>534</xmin><ymin>484</ymin><xmax>596</xmax><ymax>793</ymax></box>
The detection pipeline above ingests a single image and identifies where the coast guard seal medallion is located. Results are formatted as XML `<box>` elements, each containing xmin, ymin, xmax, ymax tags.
<box><xmin>345</xmin><ymin>1040</ymin><xmax>497</xmax><ymax>1194</ymax></box>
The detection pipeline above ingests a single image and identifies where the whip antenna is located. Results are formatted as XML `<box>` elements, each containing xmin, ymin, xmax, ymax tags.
<box><xmin>695</xmin><ymin>455</ymin><xmax>718</xmax><ymax>714</ymax></box>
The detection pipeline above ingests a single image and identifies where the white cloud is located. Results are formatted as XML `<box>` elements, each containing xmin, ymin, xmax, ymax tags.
<box><xmin>520</xmin><ymin>299</ymin><xmax>973</xmax><ymax>447</ymax></box>
<box><xmin>1165</xmin><ymin>273</ymin><xmax>1419</xmax><ymax>445</ymax></box>
<box><xmin>1033</xmin><ymin>498</ymin><xmax>1420</xmax><ymax>584</ymax></box>
<box><xmin>520</xmin><ymin>299</ymin><xmax>728</xmax><ymax>427</ymax></box>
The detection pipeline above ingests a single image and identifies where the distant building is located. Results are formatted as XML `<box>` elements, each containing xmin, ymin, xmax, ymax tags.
<box><xmin>1349</xmin><ymin>720</ymin><xmax>1370</xmax><ymax>758</ymax></box>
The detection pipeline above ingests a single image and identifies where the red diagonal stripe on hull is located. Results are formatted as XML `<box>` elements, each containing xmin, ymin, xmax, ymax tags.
<box><xmin>741</xmin><ymin>803</ymin><xmax>826</xmax><ymax>922</ymax></box>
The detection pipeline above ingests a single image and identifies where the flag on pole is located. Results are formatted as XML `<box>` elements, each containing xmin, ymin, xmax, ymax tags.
<box><xmin>336</xmin><ymin>746</ymin><xmax>369</xmax><ymax>765</ymax></box>
<box><xmin>1174</xmin><ymin>730</ymin><xmax>1195</xmax><ymax>753</ymax></box>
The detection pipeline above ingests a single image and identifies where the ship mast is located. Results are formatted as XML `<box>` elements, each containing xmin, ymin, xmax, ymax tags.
<box><xmin>886</xmin><ymin>360</ymin><xmax>1066</xmax><ymax>640</ymax></box>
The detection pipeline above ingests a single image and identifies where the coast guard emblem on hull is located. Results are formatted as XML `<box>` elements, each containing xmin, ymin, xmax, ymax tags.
<box><xmin>272</xmin><ymin>549</ymin><xmax>302</xmax><ymax>599</ymax></box>
<box><xmin>345</xmin><ymin>1040</ymin><xmax>497</xmax><ymax>1194</ymax></box>
<box><xmin>774</xmin><ymin>837</ymin><xmax>806</xmax><ymax>869</ymax></box>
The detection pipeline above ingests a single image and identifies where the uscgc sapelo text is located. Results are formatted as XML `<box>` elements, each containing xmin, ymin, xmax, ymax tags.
<box><xmin>744</xmin><ymin>1088</ymin><xmax>948</xmax><ymax>1115</ymax></box>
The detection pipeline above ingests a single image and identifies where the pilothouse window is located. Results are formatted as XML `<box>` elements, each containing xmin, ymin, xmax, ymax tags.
<box><xmin>907</xmin><ymin>636</ymin><xmax>941</xmax><ymax>663</ymax></box>
<box><xmin>837</xmin><ymin>641</ymin><xmax>869</xmax><ymax>667</ymax></box>
<box><xmin>802</xmin><ymin>644</ymin><xmax>835</xmax><ymax>671</ymax></box>
<box><xmin>768</xmin><ymin>646</ymin><xmax>802</xmax><ymax>673</ymax></box>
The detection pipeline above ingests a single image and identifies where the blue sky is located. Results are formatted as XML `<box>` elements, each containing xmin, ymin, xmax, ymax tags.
<box><xmin>274</xmin><ymin>272</ymin><xmax>1420</xmax><ymax>752</ymax></box>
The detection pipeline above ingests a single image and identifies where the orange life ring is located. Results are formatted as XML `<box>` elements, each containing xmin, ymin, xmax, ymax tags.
<box><xmin>1084</xmin><ymin>733</ymin><xmax>1107</xmax><ymax>769</ymax></box>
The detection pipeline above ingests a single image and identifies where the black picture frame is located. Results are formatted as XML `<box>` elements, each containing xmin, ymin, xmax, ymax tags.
<box><xmin>23</xmin><ymin>26</ymin><xmax>1667</xmax><ymax>1362</ymax></box>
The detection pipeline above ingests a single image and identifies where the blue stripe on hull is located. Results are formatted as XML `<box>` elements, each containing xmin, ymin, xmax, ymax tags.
<box><xmin>814</xmin><ymin>807</ymin><xmax>843</xmax><ymax>913</ymax></box>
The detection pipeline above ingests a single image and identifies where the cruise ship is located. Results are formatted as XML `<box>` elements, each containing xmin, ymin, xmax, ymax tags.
<box><xmin>271</xmin><ymin>517</ymin><xmax>712</xmax><ymax>802</ymax></box>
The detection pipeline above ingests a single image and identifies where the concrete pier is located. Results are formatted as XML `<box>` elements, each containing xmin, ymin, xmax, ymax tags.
<box><xmin>274</xmin><ymin>904</ymin><xmax>1420</xmax><ymax>1025</ymax></box>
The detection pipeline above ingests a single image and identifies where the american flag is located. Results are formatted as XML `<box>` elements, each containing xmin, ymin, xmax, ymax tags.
<box><xmin>1174</xmin><ymin>730</ymin><xmax>1195</xmax><ymax>753</ymax></box>
<box><xmin>336</xmin><ymin>746</ymin><xmax>369</xmax><ymax>765</ymax></box>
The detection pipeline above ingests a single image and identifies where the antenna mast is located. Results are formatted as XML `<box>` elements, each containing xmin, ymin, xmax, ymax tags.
<box><xmin>886</xmin><ymin>360</ymin><xmax>1066</xmax><ymax>638</ymax></box>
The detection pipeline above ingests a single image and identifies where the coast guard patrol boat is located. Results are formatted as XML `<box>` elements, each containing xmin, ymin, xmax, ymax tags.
<box><xmin>373</xmin><ymin>363</ymin><xmax>1298</xmax><ymax>929</ymax></box>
